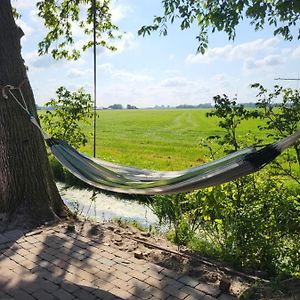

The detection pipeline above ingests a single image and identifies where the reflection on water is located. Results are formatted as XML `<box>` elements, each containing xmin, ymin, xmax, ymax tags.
<box><xmin>56</xmin><ymin>183</ymin><xmax>158</xmax><ymax>227</ymax></box>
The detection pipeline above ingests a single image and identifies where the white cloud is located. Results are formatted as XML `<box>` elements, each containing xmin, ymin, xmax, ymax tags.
<box><xmin>164</xmin><ymin>69</ymin><xmax>180</xmax><ymax>76</ymax></box>
<box><xmin>186</xmin><ymin>38</ymin><xmax>279</xmax><ymax>64</ymax></box>
<box><xmin>24</xmin><ymin>52</ymin><xmax>59</xmax><ymax>70</ymax></box>
<box><xmin>292</xmin><ymin>45</ymin><xmax>300</xmax><ymax>58</ymax></box>
<box><xmin>111</xmin><ymin>1</ymin><xmax>132</xmax><ymax>23</ymax></box>
<box><xmin>106</xmin><ymin>32</ymin><xmax>137</xmax><ymax>55</ymax></box>
<box><xmin>24</xmin><ymin>50</ymin><xmax>86</xmax><ymax>72</ymax></box>
<box><xmin>67</xmin><ymin>68</ymin><xmax>87</xmax><ymax>78</ymax></box>
<box><xmin>211</xmin><ymin>73</ymin><xmax>226</xmax><ymax>82</ymax></box>
<box><xmin>168</xmin><ymin>54</ymin><xmax>176</xmax><ymax>61</ymax></box>
<box><xmin>98</xmin><ymin>63</ymin><xmax>114</xmax><ymax>72</ymax></box>
<box><xmin>76</xmin><ymin>32</ymin><xmax>136</xmax><ymax>56</ymax></box>
<box><xmin>160</xmin><ymin>77</ymin><xmax>190</xmax><ymax>87</ymax></box>
<box><xmin>244</xmin><ymin>54</ymin><xmax>285</xmax><ymax>71</ymax></box>
<box><xmin>12</xmin><ymin>0</ymin><xmax>35</xmax><ymax>10</ymax></box>
<box><xmin>98</xmin><ymin>63</ymin><xmax>152</xmax><ymax>82</ymax></box>
<box><xmin>210</xmin><ymin>73</ymin><xmax>231</xmax><ymax>88</ymax></box>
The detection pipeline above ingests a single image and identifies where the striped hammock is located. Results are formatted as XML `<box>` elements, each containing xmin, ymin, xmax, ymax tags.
<box><xmin>47</xmin><ymin>131</ymin><xmax>300</xmax><ymax>195</ymax></box>
<box><xmin>3</xmin><ymin>82</ymin><xmax>299</xmax><ymax>195</ymax></box>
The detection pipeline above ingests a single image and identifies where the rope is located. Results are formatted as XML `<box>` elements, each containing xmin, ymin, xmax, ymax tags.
<box><xmin>1</xmin><ymin>80</ymin><xmax>51</xmax><ymax>140</ymax></box>
<box><xmin>8</xmin><ymin>89</ymin><xmax>29</xmax><ymax>114</ymax></box>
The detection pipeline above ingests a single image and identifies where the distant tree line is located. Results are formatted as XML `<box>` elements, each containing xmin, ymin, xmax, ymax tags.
<box><xmin>176</xmin><ymin>103</ymin><xmax>212</xmax><ymax>109</ymax></box>
<box><xmin>106</xmin><ymin>104</ymin><xmax>138</xmax><ymax>110</ymax></box>
<box><xmin>37</xmin><ymin>102</ymin><xmax>260</xmax><ymax>110</ymax></box>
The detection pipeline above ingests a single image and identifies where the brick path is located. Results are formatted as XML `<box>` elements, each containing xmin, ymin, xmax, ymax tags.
<box><xmin>0</xmin><ymin>224</ymin><xmax>236</xmax><ymax>300</ymax></box>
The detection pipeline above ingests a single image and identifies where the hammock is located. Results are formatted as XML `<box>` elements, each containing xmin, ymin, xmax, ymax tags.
<box><xmin>47</xmin><ymin>131</ymin><xmax>300</xmax><ymax>195</ymax></box>
<box><xmin>3</xmin><ymin>82</ymin><xmax>300</xmax><ymax>195</ymax></box>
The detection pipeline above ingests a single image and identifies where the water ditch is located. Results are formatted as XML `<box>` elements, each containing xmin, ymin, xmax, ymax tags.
<box><xmin>56</xmin><ymin>182</ymin><xmax>158</xmax><ymax>228</ymax></box>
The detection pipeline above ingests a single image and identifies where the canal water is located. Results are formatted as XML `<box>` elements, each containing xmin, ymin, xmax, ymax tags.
<box><xmin>56</xmin><ymin>183</ymin><xmax>158</xmax><ymax>227</ymax></box>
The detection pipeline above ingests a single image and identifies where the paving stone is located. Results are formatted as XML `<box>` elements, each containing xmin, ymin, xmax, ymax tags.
<box><xmin>61</xmin><ymin>280</ymin><xmax>81</xmax><ymax>293</ymax></box>
<box><xmin>162</xmin><ymin>277</ymin><xmax>185</xmax><ymax>290</ymax></box>
<box><xmin>1</xmin><ymin>258</ymin><xmax>19</xmax><ymax>270</ymax></box>
<box><xmin>0</xmin><ymin>243</ymin><xmax>10</xmax><ymax>251</ymax></box>
<box><xmin>144</xmin><ymin>285</ymin><xmax>170</xmax><ymax>299</ymax></box>
<box><xmin>38</xmin><ymin>279</ymin><xmax>60</xmax><ymax>292</ymax></box>
<box><xmin>148</xmin><ymin>263</ymin><xmax>164</xmax><ymax>273</ymax></box>
<box><xmin>0</xmin><ymin>292</ymin><xmax>14</xmax><ymax>300</ymax></box>
<box><xmin>3</xmin><ymin>230</ymin><xmax>24</xmax><ymax>242</ymax></box>
<box><xmin>8</xmin><ymin>289</ymin><xmax>35</xmax><ymax>300</ymax></box>
<box><xmin>100</xmin><ymin>250</ymin><xmax>115</xmax><ymax>260</ymax></box>
<box><xmin>128</xmin><ymin>269</ymin><xmax>149</xmax><ymax>281</ymax></box>
<box><xmin>20</xmin><ymin>242</ymin><xmax>33</xmax><ymax>250</ymax></box>
<box><xmin>73</xmin><ymin>288</ymin><xmax>97</xmax><ymax>300</ymax></box>
<box><xmin>144</xmin><ymin>269</ymin><xmax>165</xmax><ymax>280</ymax></box>
<box><xmin>52</xmin><ymin>288</ymin><xmax>74</xmax><ymax>300</ymax></box>
<box><xmin>161</xmin><ymin>268</ymin><xmax>181</xmax><ymax>280</ymax></box>
<box><xmin>144</xmin><ymin>276</ymin><xmax>168</xmax><ymax>289</ymax></box>
<box><xmin>16</xmin><ymin>248</ymin><xmax>30</xmax><ymax>256</ymax></box>
<box><xmin>21</xmin><ymin>279</ymin><xmax>47</xmax><ymax>294</ymax></box>
<box><xmin>110</xmin><ymin>277</ymin><xmax>130</xmax><ymax>290</ymax></box>
<box><xmin>178</xmin><ymin>275</ymin><xmax>199</xmax><ymax>287</ymax></box>
<box><xmin>32</xmin><ymin>289</ymin><xmax>55</xmax><ymax>300</ymax></box>
<box><xmin>113</xmin><ymin>270</ymin><xmax>132</xmax><ymax>282</ymax></box>
<box><xmin>0</xmin><ymin>234</ymin><xmax>10</xmax><ymax>244</ymax></box>
<box><xmin>128</xmin><ymin>278</ymin><xmax>151</xmax><ymax>291</ymax></box>
<box><xmin>113</xmin><ymin>262</ymin><xmax>132</xmax><ymax>273</ymax></box>
<box><xmin>113</xmin><ymin>249</ymin><xmax>132</xmax><ymax>259</ymax></box>
<box><xmin>110</xmin><ymin>287</ymin><xmax>132</xmax><ymax>299</ymax></box>
<box><xmin>24</xmin><ymin>236</ymin><xmax>39</xmax><ymax>244</ymax></box>
<box><xmin>180</xmin><ymin>285</ymin><xmax>205</xmax><ymax>300</ymax></box>
<box><xmin>0</xmin><ymin>225</ymin><xmax>236</xmax><ymax>300</ymax></box>
<box><xmin>218</xmin><ymin>294</ymin><xmax>238</xmax><ymax>300</ymax></box>
<box><xmin>92</xmin><ymin>289</ymin><xmax>116</xmax><ymax>300</ymax></box>
<box><xmin>163</xmin><ymin>284</ymin><xmax>189</xmax><ymax>300</ymax></box>
<box><xmin>38</xmin><ymin>252</ymin><xmax>56</xmax><ymax>262</ymax></box>
<box><xmin>93</xmin><ymin>279</ymin><xmax>115</xmax><ymax>291</ymax></box>
<box><xmin>10</xmin><ymin>253</ymin><xmax>27</xmax><ymax>263</ymax></box>
<box><xmin>128</xmin><ymin>286</ymin><xmax>152</xmax><ymax>300</ymax></box>
<box><xmin>97</xmin><ymin>256</ymin><xmax>116</xmax><ymax>267</ymax></box>
<box><xmin>202</xmin><ymin>295</ymin><xmax>218</xmax><ymax>300</ymax></box>
<box><xmin>196</xmin><ymin>283</ymin><xmax>221</xmax><ymax>297</ymax></box>
<box><xmin>185</xmin><ymin>296</ymin><xmax>204</xmax><ymax>300</ymax></box>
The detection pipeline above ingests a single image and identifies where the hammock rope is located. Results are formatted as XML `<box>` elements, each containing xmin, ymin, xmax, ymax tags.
<box><xmin>1</xmin><ymin>82</ymin><xmax>51</xmax><ymax>140</ymax></box>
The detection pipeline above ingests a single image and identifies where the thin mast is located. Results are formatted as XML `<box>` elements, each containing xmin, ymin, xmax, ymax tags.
<box><xmin>93</xmin><ymin>0</ymin><xmax>97</xmax><ymax>158</ymax></box>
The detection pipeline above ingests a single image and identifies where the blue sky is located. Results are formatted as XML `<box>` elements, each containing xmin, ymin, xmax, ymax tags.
<box><xmin>13</xmin><ymin>0</ymin><xmax>300</xmax><ymax>107</ymax></box>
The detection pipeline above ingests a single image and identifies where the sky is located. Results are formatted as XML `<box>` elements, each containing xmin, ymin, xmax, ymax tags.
<box><xmin>12</xmin><ymin>0</ymin><xmax>300</xmax><ymax>108</ymax></box>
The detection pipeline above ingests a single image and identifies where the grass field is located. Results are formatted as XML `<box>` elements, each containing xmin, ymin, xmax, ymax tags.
<box><xmin>79</xmin><ymin>109</ymin><xmax>266</xmax><ymax>171</ymax></box>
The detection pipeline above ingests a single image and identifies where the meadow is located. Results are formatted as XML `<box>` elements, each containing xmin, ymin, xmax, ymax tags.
<box><xmin>81</xmin><ymin>108</ymin><xmax>265</xmax><ymax>170</ymax></box>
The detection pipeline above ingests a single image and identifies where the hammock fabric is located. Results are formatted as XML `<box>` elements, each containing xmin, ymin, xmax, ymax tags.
<box><xmin>3</xmin><ymin>80</ymin><xmax>299</xmax><ymax>196</ymax></box>
<box><xmin>47</xmin><ymin>131</ymin><xmax>300</xmax><ymax>195</ymax></box>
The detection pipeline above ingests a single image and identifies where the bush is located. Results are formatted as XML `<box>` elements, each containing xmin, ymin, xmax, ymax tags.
<box><xmin>151</xmin><ymin>175</ymin><xmax>300</xmax><ymax>275</ymax></box>
<box><xmin>149</xmin><ymin>86</ymin><xmax>300</xmax><ymax>276</ymax></box>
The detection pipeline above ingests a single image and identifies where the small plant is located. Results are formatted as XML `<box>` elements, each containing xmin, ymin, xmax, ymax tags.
<box><xmin>206</xmin><ymin>95</ymin><xmax>258</xmax><ymax>151</ymax></box>
<box><xmin>40</xmin><ymin>86</ymin><xmax>94</xmax><ymax>184</ymax></box>
<box><xmin>40</xmin><ymin>86</ymin><xmax>93</xmax><ymax>148</ymax></box>
<box><xmin>252</xmin><ymin>84</ymin><xmax>300</xmax><ymax>184</ymax></box>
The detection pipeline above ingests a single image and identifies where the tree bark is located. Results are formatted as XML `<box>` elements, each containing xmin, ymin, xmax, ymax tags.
<box><xmin>0</xmin><ymin>0</ymin><xmax>65</xmax><ymax>223</ymax></box>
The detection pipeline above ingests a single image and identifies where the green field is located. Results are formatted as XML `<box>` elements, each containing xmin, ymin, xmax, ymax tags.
<box><xmin>80</xmin><ymin>109</ymin><xmax>266</xmax><ymax>171</ymax></box>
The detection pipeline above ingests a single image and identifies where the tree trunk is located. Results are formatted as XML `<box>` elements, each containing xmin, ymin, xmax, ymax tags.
<box><xmin>0</xmin><ymin>0</ymin><xmax>65</xmax><ymax>224</ymax></box>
